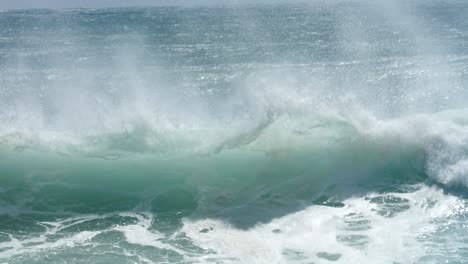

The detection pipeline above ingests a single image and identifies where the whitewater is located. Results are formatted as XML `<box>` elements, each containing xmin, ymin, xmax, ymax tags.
<box><xmin>1</xmin><ymin>0</ymin><xmax>468</xmax><ymax>263</ymax></box>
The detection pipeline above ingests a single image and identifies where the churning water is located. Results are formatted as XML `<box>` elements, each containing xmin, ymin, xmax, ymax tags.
<box><xmin>1</xmin><ymin>1</ymin><xmax>468</xmax><ymax>263</ymax></box>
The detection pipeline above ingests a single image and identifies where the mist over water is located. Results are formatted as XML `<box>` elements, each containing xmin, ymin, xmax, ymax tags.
<box><xmin>1</xmin><ymin>1</ymin><xmax>468</xmax><ymax>263</ymax></box>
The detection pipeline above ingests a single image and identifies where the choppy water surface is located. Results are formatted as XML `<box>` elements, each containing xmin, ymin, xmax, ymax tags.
<box><xmin>1</xmin><ymin>1</ymin><xmax>468</xmax><ymax>263</ymax></box>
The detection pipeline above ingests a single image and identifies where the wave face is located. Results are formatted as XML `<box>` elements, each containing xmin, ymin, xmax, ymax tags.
<box><xmin>1</xmin><ymin>1</ymin><xmax>468</xmax><ymax>263</ymax></box>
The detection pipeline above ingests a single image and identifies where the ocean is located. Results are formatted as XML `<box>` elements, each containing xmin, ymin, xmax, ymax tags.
<box><xmin>1</xmin><ymin>1</ymin><xmax>468</xmax><ymax>263</ymax></box>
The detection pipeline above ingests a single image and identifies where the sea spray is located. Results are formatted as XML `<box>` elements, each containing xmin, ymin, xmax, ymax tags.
<box><xmin>1</xmin><ymin>2</ymin><xmax>468</xmax><ymax>263</ymax></box>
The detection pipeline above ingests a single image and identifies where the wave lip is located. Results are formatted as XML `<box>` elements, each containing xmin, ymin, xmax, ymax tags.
<box><xmin>1</xmin><ymin>108</ymin><xmax>468</xmax><ymax>187</ymax></box>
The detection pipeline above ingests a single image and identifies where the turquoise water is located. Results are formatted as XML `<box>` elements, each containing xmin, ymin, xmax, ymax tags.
<box><xmin>1</xmin><ymin>1</ymin><xmax>468</xmax><ymax>263</ymax></box>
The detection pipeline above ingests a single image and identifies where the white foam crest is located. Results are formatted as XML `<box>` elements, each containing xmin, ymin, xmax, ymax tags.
<box><xmin>437</xmin><ymin>159</ymin><xmax>468</xmax><ymax>186</ymax></box>
<box><xmin>341</xmin><ymin>108</ymin><xmax>468</xmax><ymax>186</ymax></box>
<box><xmin>180</xmin><ymin>185</ymin><xmax>468</xmax><ymax>264</ymax></box>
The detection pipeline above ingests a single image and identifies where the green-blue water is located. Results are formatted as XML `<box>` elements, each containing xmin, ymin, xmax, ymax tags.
<box><xmin>1</xmin><ymin>1</ymin><xmax>468</xmax><ymax>263</ymax></box>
